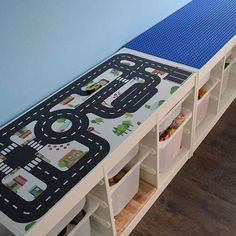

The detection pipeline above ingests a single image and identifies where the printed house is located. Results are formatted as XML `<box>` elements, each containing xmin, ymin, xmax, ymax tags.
<box><xmin>6</xmin><ymin>175</ymin><xmax>27</xmax><ymax>193</ymax></box>
<box><xmin>58</xmin><ymin>149</ymin><xmax>86</xmax><ymax>169</ymax></box>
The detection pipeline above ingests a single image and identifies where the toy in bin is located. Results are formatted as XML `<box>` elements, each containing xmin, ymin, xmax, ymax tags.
<box><xmin>109</xmin><ymin>169</ymin><xmax>127</xmax><ymax>186</ymax></box>
<box><xmin>160</xmin><ymin>113</ymin><xmax>185</xmax><ymax>141</ymax></box>
<box><xmin>58</xmin><ymin>199</ymin><xmax>86</xmax><ymax>236</ymax></box>
<box><xmin>198</xmin><ymin>87</ymin><xmax>207</xmax><ymax>100</ymax></box>
<box><xmin>58</xmin><ymin>209</ymin><xmax>86</xmax><ymax>236</ymax></box>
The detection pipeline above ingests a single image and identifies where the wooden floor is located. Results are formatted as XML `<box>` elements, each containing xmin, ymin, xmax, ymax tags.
<box><xmin>131</xmin><ymin>100</ymin><xmax>236</xmax><ymax>236</ymax></box>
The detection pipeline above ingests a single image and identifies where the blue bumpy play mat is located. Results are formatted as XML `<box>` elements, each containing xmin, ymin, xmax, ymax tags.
<box><xmin>125</xmin><ymin>0</ymin><xmax>236</xmax><ymax>69</ymax></box>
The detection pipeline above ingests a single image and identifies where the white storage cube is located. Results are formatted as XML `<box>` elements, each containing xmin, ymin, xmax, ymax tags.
<box><xmin>76</xmin><ymin>197</ymin><xmax>86</xmax><ymax>214</ymax></box>
<box><xmin>110</xmin><ymin>151</ymin><xmax>146</xmax><ymax>216</ymax></box>
<box><xmin>159</xmin><ymin>109</ymin><xmax>192</xmax><ymax>173</ymax></box>
<box><xmin>159</xmin><ymin>103</ymin><xmax>182</xmax><ymax>134</ymax></box>
<box><xmin>159</xmin><ymin>91</ymin><xmax>191</xmax><ymax>134</ymax></box>
<box><xmin>110</xmin><ymin>164</ymin><xmax>139</xmax><ymax>216</ymax></box>
<box><xmin>67</xmin><ymin>198</ymin><xmax>99</xmax><ymax>236</ymax></box>
<box><xmin>196</xmin><ymin>77</ymin><xmax>219</xmax><ymax>127</ymax></box>
<box><xmin>67</xmin><ymin>219</ymin><xmax>91</xmax><ymax>236</ymax></box>
<box><xmin>159</xmin><ymin>127</ymin><xmax>183</xmax><ymax>173</ymax></box>
<box><xmin>108</xmin><ymin>143</ymin><xmax>139</xmax><ymax>179</ymax></box>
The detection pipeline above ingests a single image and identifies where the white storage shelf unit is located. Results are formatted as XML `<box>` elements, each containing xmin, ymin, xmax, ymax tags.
<box><xmin>194</xmin><ymin>36</ymin><xmax>236</xmax><ymax>151</ymax></box>
<box><xmin>108</xmin><ymin>67</ymin><xmax>195</xmax><ymax>236</ymax></box>
<box><xmin>0</xmin><ymin>39</ymin><xmax>235</xmax><ymax>236</ymax></box>
<box><xmin>102</xmin><ymin>37</ymin><xmax>236</xmax><ymax>235</ymax></box>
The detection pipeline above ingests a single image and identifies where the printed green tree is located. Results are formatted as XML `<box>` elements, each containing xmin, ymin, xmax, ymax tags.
<box><xmin>91</xmin><ymin>117</ymin><xmax>104</xmax><ymax>125</ymax></box>
<box><xmin>113</xmin><ymin>120</ymin><xmax>133</xmax><ymax>136</ymax></box>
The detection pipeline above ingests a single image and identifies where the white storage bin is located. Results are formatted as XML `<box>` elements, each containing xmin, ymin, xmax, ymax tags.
<box><xmin>159</xmin><ymin>109</ymin><xmax>192</xmax><ymax>173</ymax></box>
<box><xmin>159</xmin><ymin>103</ymin><xmax>181</xmax><ymax>134</ymax></box>
<box><xmin>67</xmin><ymin>219</ymin><xmax>90</xmax><ymax>236</ymax></box>
<box><xmin>159</xmin><ymin>91</ymin><xmax>191</xmax><ymax>134</ymax></box>
<box><xmin>110</xmin><ymin>151</ymin><xmax>146</xmax><ymax>216</ymax></box>
<box><xmin>66</xmin><ymin>198</ymin><xmax>99</xmax><ymax>236</ymax></box>
<box><xmin>196</xmin><ymin>78</ymin><xmax>219</xmax><ymax>127</ymax></box>
<box><xmin>108</xmin><ymin>143</ymin><xmax>139</xmax><ymax>179</ymax></box>
<box><xmin>57</xmin><ymin>197</ymin><xmax>86</xmax><ymax>236</ymax></box>
<box><xmin>76</xmin><ymin>197</ymin><xmax>86</xmax><ymax>213</ymax></box>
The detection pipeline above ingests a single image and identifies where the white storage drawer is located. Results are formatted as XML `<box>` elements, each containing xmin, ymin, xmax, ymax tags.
<box><xmin>108</xmin><ymin>143</ymin><xmax>139</xmax><ymax>179</ymax></box>
<box><xmin>67</xmin><ymin>219</ymin><xmax>90</xmax><ymax>236</ymax></box>
<box><xmin>111</xmin><ymin>165</ymin><xmax>139</xmax><ymax>216</ymax></box>
<box><xmin>159</xmin><ymin>91</ymin><xmax>191</xmax><ymax>134</ymax></box>
<box><xmin>196</xmin><ymin>78</ymin><xmax>219</xmax><ymax>127</ymax></box>
<box><xmin>63</xmin><ymin>198</ymin><xmax>99</xmax><ymax>236</ymax></box>
<box><xmin>110</xmin><ymin>148</ymin><xmax>147</xmax><ymax>216</ymax></box>
<box><xmin>159</xmin><ymin>102</ymin><xmax>182</xmax><ymax>134</ymax></box>
<box><xmin>159</xmin><ymin>109</ymin><xmax>192</xmax><ymax>173</ymax></box>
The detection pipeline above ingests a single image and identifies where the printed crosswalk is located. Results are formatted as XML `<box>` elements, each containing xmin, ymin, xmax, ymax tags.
<box><xmin>28</xmin><ymin>141</ymin><xmax>43</xmax><ymax>151</ymax></box>
<box><xmin>0</xmin><ymin>143</ymin><xmax>18</xmax><ymax>156</ymax></box>
<box><xmin>116</xmin><ymin>77</ymin><xmax>129</xmax><ymax>83</ymax></box>
<box><xmin>0</xmin><ymin>163</ymin><xmax>13</xmax><ymax>175</ymax></box>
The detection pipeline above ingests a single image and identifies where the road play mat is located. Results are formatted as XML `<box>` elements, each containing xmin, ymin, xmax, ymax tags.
<box><xmin>0</xmin><ymin>50</ymin><xmax>192</xmax><ymax>234</ymax></box>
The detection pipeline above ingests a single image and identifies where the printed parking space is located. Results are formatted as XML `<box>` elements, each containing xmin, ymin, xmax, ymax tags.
<box><xmin>36</xmin><ymin>141</ymin><xmax>89</xmax><ymax>171</ymax></box>
<box><xmin>2</xmin><ymin>167</ymin><xmax>47</xmax><ymax>202</ymax></box>
<box><xmin>10</xmin><ymin>121</ymin><xmax>37</xmax><ymax>147</ymax></box>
